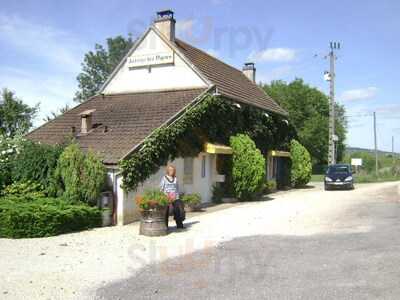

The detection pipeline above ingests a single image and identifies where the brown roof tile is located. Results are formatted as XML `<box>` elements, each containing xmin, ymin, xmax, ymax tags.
<box><xmin>175</xmin><ymin>39</ymin><xmax>287</xmax><ymax>115</ymax></box>
<box><xmin>27</xmin><ymin>88</ymin><xmax>206</xmax><ymax>164</ymax></box>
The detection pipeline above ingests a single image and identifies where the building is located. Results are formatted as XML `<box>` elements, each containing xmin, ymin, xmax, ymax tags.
<box><xmin>27</xmin><ymin>10</ymin><xmax>288</xmax><ymax>225</ymax></box>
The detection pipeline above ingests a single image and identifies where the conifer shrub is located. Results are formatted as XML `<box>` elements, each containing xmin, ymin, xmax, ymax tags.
<box><xmin>230</xmin><ymin>134</ymin><xmax>266</xmax><ymax>200</ymax></box>
<box><xmin>0</xmin><ymin>196</ymin><xmax>102</xmax><ymax>238</ymax></box>
<box><xmin>290</xmin><ymin>139</ymin><xmax>312</xmax><ymax>187</ymax></box>
<box><xmin>56</xmin><ymin>143</ymin><xmax>106</xmax><ymax>204</ymax></box>
<box><xmin>11</xmin><ymin>140</ymin><xmax>64</xmax><ymax>196</ymax></box>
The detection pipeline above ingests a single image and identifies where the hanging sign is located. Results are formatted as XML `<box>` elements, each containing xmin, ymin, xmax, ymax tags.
<box><xmin>127</xmin><ymin>51</ymin><xmax>174</xmax><ymax>68</ymax></box>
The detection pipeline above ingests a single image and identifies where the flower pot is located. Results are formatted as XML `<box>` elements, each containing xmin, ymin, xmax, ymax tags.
<box><xmin>139</xmin><ymin>206</ymin><xmax>168</xmax><ymax>237</ymax></box>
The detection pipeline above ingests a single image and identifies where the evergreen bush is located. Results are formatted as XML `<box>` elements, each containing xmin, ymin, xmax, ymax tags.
<box><xmin>290</xmin><ymin>139</ymin><xmax>312</xmax><ymax>187</ymax></box>
<box><xmin>0</xmin><ymin>135</ymin><xmax>23</xmax><ymax>190</ymax></box>
<box><xmin>11</xmin><ymin>140</ymin><xmax>64</xmax><ymax>196</ymax></box>
<box><xmin>230</xmin><ymin>134</ymin><xmax>266</xmax><ymax>200</ymax></box>
<box><xmin>0</xmin><ymin>196</ymin><xmax>102</xmax><ymax>238</ymax></box>
<box><xmin>56</xmin><ymin>143</ymin><xmax>106</xmax><ymax>204</ymax></box>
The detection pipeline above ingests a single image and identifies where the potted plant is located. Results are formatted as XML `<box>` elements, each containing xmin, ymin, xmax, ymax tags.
<box><xmin>136</xmin><ymin>189</ymin><xmax>169</xmax><ymax>236</ymax></box>
<box><xmin>181</xmin><ymin>193</ymin><xmax>201</xmax><ymax>212</ymax></box>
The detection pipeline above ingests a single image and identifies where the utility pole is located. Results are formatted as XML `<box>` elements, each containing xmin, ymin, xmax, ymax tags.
<box><xmin>326</xmin><ymin>42</ymin><xmax>340</xmax><ymax>165</ymax></box>
<box><xmin>374</xmin><ymin>112</ymin><xmax>378</xmax><ymax>177</ymax></box>
<box><xmin>392</xmin><ymin>136</ymin><xmax>395</xmax><ymax>165</ymax></box>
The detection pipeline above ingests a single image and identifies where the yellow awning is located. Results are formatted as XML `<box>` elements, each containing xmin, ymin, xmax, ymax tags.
<box><xmin>269</xmin><ymin>150</ymin><xmax>290</xmax><ymax>158</ymax></box>
<box><xmin>204</xmin><ymin>143</ymin><xmax>233</xmax><ymax>154</ymax></box>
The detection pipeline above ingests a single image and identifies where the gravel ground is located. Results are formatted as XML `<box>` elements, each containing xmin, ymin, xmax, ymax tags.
<box><xmin>0</xmin><ymin>182</ymin><xmax>399</xmax><ymax>299</ymax></box>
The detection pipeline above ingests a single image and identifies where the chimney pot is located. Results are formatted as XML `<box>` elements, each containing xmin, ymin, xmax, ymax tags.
<box><xmin>242</xmin><ymin>62</ymin><xmax>256</xmax><ymax>83</ymax></box>
<box><xmin>154</xmin><ymin>9</ymin><xmax>176</xmax><ymax>41</ymax></box>
<box><xmin>78</xmin><ymin>109</ymin><xmax>96</xmax><ymax>134</ymax></box>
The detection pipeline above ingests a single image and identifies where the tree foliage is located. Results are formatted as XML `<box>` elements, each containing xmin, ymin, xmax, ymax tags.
<box><xmin>263</xmin><ymin>79</ymin><xmax>347</xmax><ymax>165</ymax></box>
<box><xmin>74</xmin><ymin>35</ymin><xmax>134</xmax><ymax>102</ymax></box>
<box><xmin>290</xmin><ymin>139</ymin><xmax>312</xmax><ymax>187</ymax></box>
<box><xmin>0</xmin><ymin>88</ymin><xmax>39</xmax><ymax>137</ymax></box>
<box><xmin>0</xmin><ymin>134</ymin><xmax>24</xmax><ymax>189</ymax></box>
<box><xmin>56</xmin><ymin>143</ymin><xmax>85</xmax><ymax>201</ymax></box>
<box><xmin>81</xmin><ymin>151</ymin><xmax>107</xmax><ymax>204</ymax></box>
<box><xmin>11</xmin><ymin>140</ymin><xmax>64</xmax><ymax>196</ymax></box>
<box><xmin>230</xmin><ymin>134</ymin><xmax>266</xmax><ymax>200</ymax></box>
<box><xmin>56</xmin><ymin>143</ymin><xmax>106</xmax><ymax>204</ymax></box>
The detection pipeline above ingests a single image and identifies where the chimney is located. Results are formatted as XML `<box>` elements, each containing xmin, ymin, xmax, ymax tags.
<box><xmin>154</xmin><ymin>9</ymin><xmax>176</xmax><ymax>41</ymax></box>
<box><xmin>78</xmin><ymin>109</ymin><xmax>96</xmax><ymax>134</ymax></box>
<box><xmin>242</xmin><ymin>62</ymin><xmax>256</xmax><ymax>83</ymax></box>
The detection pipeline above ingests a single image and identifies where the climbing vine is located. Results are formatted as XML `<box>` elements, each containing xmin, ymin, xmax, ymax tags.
<box><xmin>119</xmin><ymin>94</ymin><xmax>296</xmax><ymax>191</ymax></box>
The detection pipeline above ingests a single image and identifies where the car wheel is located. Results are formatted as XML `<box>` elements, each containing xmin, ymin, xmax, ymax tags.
<box><xmin>324</xmin><ymin>184</ymin><xmax>329</xmax><ymax>191</ymax></box>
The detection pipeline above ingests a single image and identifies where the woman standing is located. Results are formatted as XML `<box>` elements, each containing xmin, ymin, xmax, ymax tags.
<box><xmin>160</xmin><ymin>165</ymin><xmax>185</xmax><ymax>229</ymax></box>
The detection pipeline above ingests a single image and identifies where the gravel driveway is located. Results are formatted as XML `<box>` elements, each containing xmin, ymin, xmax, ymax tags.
<box><xmin>1</xmin><ymin>182</ymin><xmax>399</xmax><ymax>299</ymax></box>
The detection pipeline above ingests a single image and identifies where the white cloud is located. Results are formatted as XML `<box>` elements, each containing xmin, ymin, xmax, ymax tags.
<box><xmin>0</xmin><ymin>66</ymin><xmax>77</xmax><ymax>127</ymax></box>
<box><xmin>248</xmin><ymin>48</ymin><xmax>297</xmax><ymax>63</ymax></box>
<box><xmin>340</xmin><ymin>87</ymin><xmax>378</xmax><ymax>101</ymax></box>
<box><xmin>0</xmin><ymin>14</ymin><xmax>88</xmax><ymax>73</ymax></box>
<box><xmin>176</xmin><ymin>19</ymin><xmax>195</xmax><ymax>36</ymax></box>
<box><xmin>257</xmin><ymin>65</ymin><xmax>293</xmax><ymax>83</ymax></box>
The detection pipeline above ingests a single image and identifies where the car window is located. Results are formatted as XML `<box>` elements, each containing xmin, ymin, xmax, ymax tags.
<box><xmin>327</xmin><ymin>166</ymin><xmax>349</xmax><ymax>174</ymax></box>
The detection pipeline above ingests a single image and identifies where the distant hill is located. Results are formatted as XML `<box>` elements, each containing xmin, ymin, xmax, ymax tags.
<box><xmin>346</xmin><ymin>147</ymin><xmax>398</xmax><ymax>156</ymax></box>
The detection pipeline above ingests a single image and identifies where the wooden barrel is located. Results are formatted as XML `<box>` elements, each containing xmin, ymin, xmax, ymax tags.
<box><xmin>139</xmin><ymin>207</ymin><xmax>168</xmax><ymax>236</ymax></box>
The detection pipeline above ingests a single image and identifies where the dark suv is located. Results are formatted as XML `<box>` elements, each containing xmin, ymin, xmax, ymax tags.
<box><xmin>324</xmin><ymin>164</ymin><xmax>354</xmax><ymax>191</ymax></box>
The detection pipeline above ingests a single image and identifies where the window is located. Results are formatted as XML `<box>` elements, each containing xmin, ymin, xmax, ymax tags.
<box><xmin>201</xmin><ymin>156</ymin><xmax>206</xmax><ymax>178</ymax></box>
<box><xmin>183</xmin><ymin>157</ymin><xmax>194</xmax><ymax>184</ymax></box>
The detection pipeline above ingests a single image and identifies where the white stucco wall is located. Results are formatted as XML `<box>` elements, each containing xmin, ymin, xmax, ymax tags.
<box><xmin>111</xmin><ymin>154</ymin><xmax>216</xmax><ymax>225</ymax></box>
<box><xmin>102</xmin><ymin>30</ymin><xmax>207</xmax><ymax>95</ymax></box>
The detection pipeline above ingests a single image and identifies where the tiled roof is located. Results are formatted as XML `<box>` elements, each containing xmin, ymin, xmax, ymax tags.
<box><xmin>175</xmin><ymin>39</ymin><xmax>287</xmax><ymax>115</ymax></box>
<box><xmin>28</xmin><ymin>35</ymin><xmax>287</xmax><ymax>165</ymax></box>
<box><xmin>27</xmin><ymin>88</ymin><xmax>206</xmax><ymax>164</ymax></box>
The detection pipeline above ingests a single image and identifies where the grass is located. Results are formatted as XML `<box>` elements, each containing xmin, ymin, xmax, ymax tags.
<box><xmin>354</xmin><ymin>173</ymin><xmax>400</xmax><ymax>183</ymax></box>
<box><xmin>311</xmin><ymin>173</ymin><xmax>400</xmax><ymax>184</ymax></box>
<box><xmin>310</xmin><ymin>174</ymin><xmax>325</xmax><ymax>182</ymax></box>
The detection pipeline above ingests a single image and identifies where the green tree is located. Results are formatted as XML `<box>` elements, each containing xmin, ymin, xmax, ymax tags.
<box><xmin>263</xmin><ymin>79</ymin><xmax>347</xmax><ymax>165</ymax></box>
<box><xmin>290</xmin><ymin>139</ymin><xmax>312</xmax><ymax>187</ymax></box>
<box><xmin>81</xmin><ymin>151</ymin><xmax>106</xmax><ymax>205</ymax></box>
<box><xmin>0</xmin><ymin>89</ymin><xmax>39</xmax><ymax>137</ymax></box>
<box><xmin>56</xmin><ymin>143</ymin><xmax>106</xmax><ymax>204</ymax></box>
<box><xmin>11</xmin><ymin>140</ymin><xmax>64</xmax><ymax>196</ymax></box>
<box><xmin>56</xmin><ymin>143</ymin><xmax>85</xmax><ymax>202</ymax></box>
<box><xmin>230</xmin><ymin>134</ymin><xmax>266</xmax><ymax>200</ymax></box>
<box><xmin>74</xmin><ymin>35</ymin><xmax>134</xmax><ymax>103</ymax></box>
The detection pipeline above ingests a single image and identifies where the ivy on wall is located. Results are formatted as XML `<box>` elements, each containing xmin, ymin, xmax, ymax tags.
<box><xmin>119</xmin><ymin>94</ymin><xmax>296</xmax><ymax>191</ymax></box>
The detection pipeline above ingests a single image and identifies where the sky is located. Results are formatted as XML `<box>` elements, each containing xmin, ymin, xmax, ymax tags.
<box><xmin>0</xmin><ymin>0</ymin><xmax>399</xmax><ymax>152</ymax></box>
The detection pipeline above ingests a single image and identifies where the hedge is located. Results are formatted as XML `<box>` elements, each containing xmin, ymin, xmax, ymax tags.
<box><xmin>0</xmin><ymin>197</ymin><xmax>102</xmax><ymax>238</ymax></box>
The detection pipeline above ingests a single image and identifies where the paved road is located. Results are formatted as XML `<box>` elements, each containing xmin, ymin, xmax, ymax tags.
<box><xmin>97</xmin><ymin>182</ymin><xmax>400</xmax><ymax>300</ymax></box>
